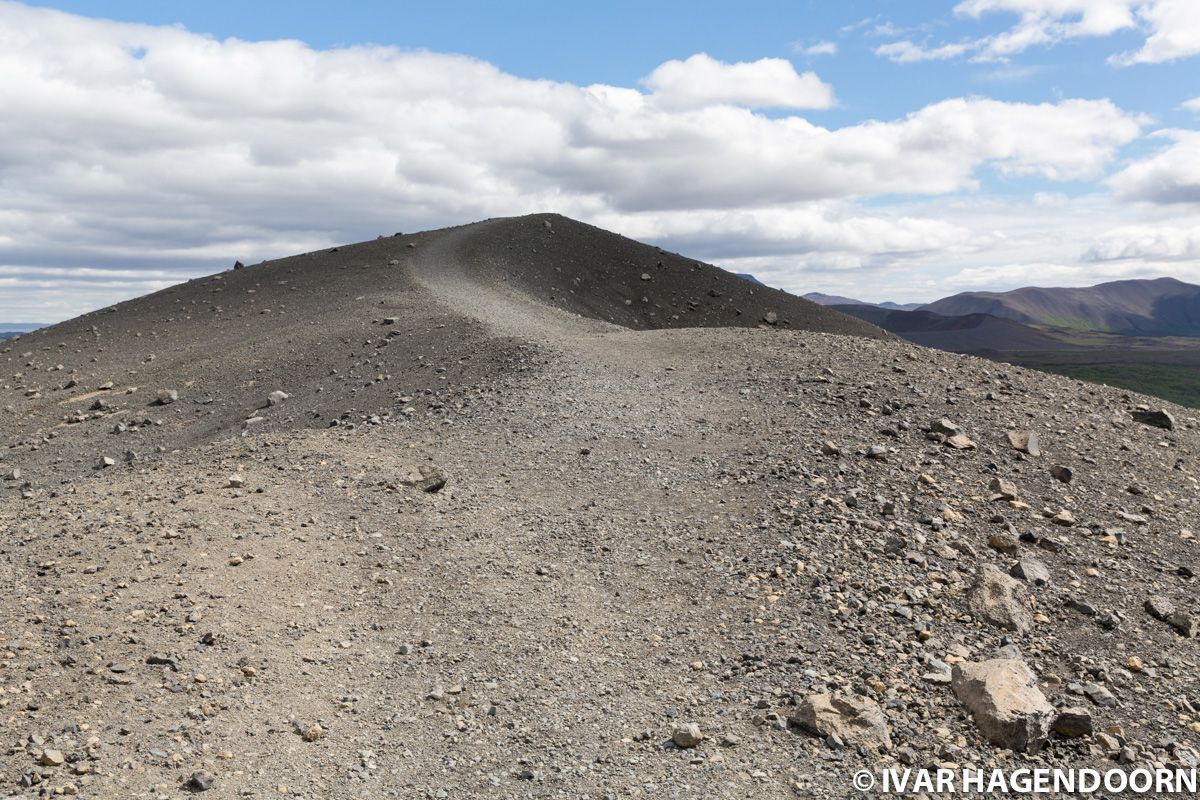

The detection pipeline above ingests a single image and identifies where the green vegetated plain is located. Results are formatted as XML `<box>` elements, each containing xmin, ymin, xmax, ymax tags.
<box><xmin>990</xmin><ymin>329</ymin><xmax>1200</xmax><ymax>409</ymax></box>
<box><xmin>1029</xmin><ymin>363</ymin><xmax>1200</xmax><ymax>409</ymax></box>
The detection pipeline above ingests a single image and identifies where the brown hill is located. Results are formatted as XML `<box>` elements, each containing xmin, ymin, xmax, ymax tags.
<box><xmin>922</xmin><ymin>277</ymin><xmax>1200</xmax><ymax>336</ymax></box>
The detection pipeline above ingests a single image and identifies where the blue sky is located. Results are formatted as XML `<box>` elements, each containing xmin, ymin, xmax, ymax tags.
<box><xmin>1</xmin><ymin>0</ymin><xmax>1198</xmax><ymax>318</ymax></box>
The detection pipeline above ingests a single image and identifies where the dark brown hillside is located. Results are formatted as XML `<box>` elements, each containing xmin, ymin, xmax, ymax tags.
<box><xmin>1</xmin><ymin>214</ymin><xmax>882</xmax><ymax>485</ymax></box>
<box><xmin>433</xmin><ymin>213</ymin><xmax>887</xmax><ymax>336</ymax></box>
<box><xmin>3</xmin><ymin>213</ymin><xmax>1198</xmax><ymax>800</ymax></box>
<box><xmin>833</xmin><ymin>304</ymin><xmax>1079</xmax><ymax>352</ymax></box>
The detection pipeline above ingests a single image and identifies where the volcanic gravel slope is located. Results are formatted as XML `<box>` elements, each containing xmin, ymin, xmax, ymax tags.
<box><xmin>0</xmin><ymin>214</ymin><xmax>1198</xmax><ymax>799</ymax></box>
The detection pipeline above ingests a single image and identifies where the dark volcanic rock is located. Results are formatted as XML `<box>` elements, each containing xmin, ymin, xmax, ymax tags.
<box><xmin>1131</xmin><ymin>408</ymin><xmax>1176</xmax><ymax>430</ymax></box>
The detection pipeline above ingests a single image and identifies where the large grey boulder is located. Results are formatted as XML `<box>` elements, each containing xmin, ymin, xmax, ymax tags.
<box><xmin>951</xmin><ymin>658</ymin><xmax>1054</xmax><ymax>752</ymax></box>
<box><xmin>791</xmin><ymin>692</ymin><xmax>892</xmax><ymax>751</ymax></box>
<box><xmin>969</xmin><ymin>564</ymin><xmax>1034</xmax><ymax>634</ymax></box>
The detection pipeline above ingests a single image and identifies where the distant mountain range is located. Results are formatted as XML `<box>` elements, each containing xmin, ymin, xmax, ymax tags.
<box><xmin>807</xmin><ymin>278</ymin><xmax>1200</xmax><ymax>337</ymax></box>
<box><xmin>802</xmin><ymin>292</ymin><xmax>922</xmax><ymax>311</ymax></box>
<box><xmin>0</xmin><ymin>323</ymin><xmax>44</xmax><ymax>339</ymax></box>
<box><xmin>922</xmin><ymin>277</ymin><xmax>1200</xmax><ymax>337</ymax></box>
<box><xmin>831</xmin><ymin>305</ymin><xmax>1076</xmax><ymax>353</ymax></box>
<box><xmin>819</xmin><ymin>277</ymin><xmax>1200</xmax><ymax>408</ymax></box>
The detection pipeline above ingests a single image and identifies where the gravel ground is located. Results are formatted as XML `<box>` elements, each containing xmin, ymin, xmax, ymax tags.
<box><xmin>1</xmin><ymin>215</ymin><xmax>1197</xmax><ymax>798</ymax></box>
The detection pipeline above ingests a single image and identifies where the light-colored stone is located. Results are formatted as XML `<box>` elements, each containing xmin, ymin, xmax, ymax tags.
<box><xmin>395</xmin><ymin>464</ymin><xmax>447</xmax><ymax>493</ymax></box>
<box><xmin>931</xmin><ymin>418</ymin><xmax>962</xmax><ymax>436</ymax></box>
<box><xmin>296</xmin><ymin>721</ymin><xmax>323</xmax><ymax>742</ymax></box>
<box><xmin>951</xmin><ymin>658</ymin><xmax>1054</xmax><ymax>752</ymax></box>
<box><xmin>968</xmin><ymin>564</ymin><xmax>1033</xmax><ymax>633</ymax></box>
<box><xmin>1051</xmin><ymin>510</ymin><xmax>1075</xmax><ymax>526</ymax></box>
<box><xmin>987</xmin><ymin>531</ymin><xmax>1020</xmax><ymax>555</ymax></box>
<box><xmin>989</xmin><ymin>477</ymin><xmax>1019</xmax><ymax>500</ymax></box>
<box><xmin>946</xmin><ymin>434</ymin><xmax>977</xmax><ymax>450</ymax></box>
<box><xmin>672</xmin><ymin>722</ymin><xmax>703</xmax><ymax>748</ymax></box>
<box><xmin>791</xmin><ymin>692</ymin><xmax>892</xmax><ymax>751</ymax></box>
<box><xmin>1006</xmin><ymin>430</ymin><xmax>1041</xmax><ymax>457</ymax></box>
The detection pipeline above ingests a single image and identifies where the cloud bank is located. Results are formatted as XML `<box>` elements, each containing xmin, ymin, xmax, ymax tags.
<box><xmin>0</xmin><ymin>0</ymin><xmax>1195</xmax><ymax>316</ymax></box>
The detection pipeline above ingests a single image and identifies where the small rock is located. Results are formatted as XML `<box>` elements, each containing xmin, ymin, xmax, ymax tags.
<box><xmin>185</xmin><ymin>771</ymin><xmax>214</xmax><ymax>791</ymax></box>
<box><xmin>296</xmin><ymin>721</ymin><xmax>323</xmax><ymax>742</ymax></box>
<box><xmin>146</xmin><ymin>653</ymin><xmax>180</xmax><ymax>671</ymax></box>
<box><xmin>1168</xmin><ymin>612</ymin><xmax>1197</xmax><ymax>637</ymax></box>
<box><xmin>989</xmin><ymin>477</ymin><xmax>1019</xmax><ymax>500</ymax></box>
<box><xmin>1051</xmin><ymin>510</ymin><xmax>1076</xmax><ymax>526</ymax></box>
<box><xmin>1145</xmin><ymin>595</ymin><xmax>1176</xmax><ymax>621</ymax></box>
<box><xmin>945</xmin><ymin>434</ymin><xmax>977</xmax><ymax>450</ymax></box>
<box><xmin>1006</xmin><ymin>430</ymin><xmax>1041</xmax><ymax>457</ymax></box>
<box><xmin>931</xmin><ymin>418</ymin><xmax>962</xmax><ymax>435</ymax></box>
<box><xmin>39</xmin><ymin>749</ymin><xmax>65</xmax><ymax>767</ymax></box>
<box><xmin>1049</xmin><ymin>465</ymin><xmax>1073</xmax><ymax>483</ymax></box>
<box><xmin>267</xmin><ymin>390</ymin><xmax>289</xmax><ymax>407</ymax></box>
<box><xmin>396</xmin><ymin>464</ymin><xmax>447</xmax><ymax>493</ymax></box>
<box><xmin>156</xmin><ymin>389</ymin><xmax>178</xmax><ymax>406</ymax></box>
<box><xmin>987</xmin><ymin>531</ymin><xmax>1020</xmax><ymax>555</ymax></box>
<box><xmin>1010</xmin><ymin>557</ymin><xmax>1050</xmax><ymax>586</ymax></box>
<box><xmin>1053</xmin><ymin>707</ymin><xmax>1094</xmax><ymax>738</ymax></box>
<box><xmin>1083</xmin><ymin>683</ymin><xmax>1118</xmax><ymax>708</ymax></box>
<box><xmin>1065</xmin><ymin>598</ymin><xmax>1098</xmax><ymax>617</ymax></box>
<box><xmin>672</xmin><ymin>723</ymin><xmax>703</xmax><ymax>748</ymax></box>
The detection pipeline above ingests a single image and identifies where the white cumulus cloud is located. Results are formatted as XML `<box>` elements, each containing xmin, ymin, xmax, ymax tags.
<box><xmin>641</xmin><ymin>53</ymin><xmax>835</xmax><ymax>110</ymax></box>
<box><xmin>1108</xmin><ymin>130</ymin><xmax>1200</xmax><ymax>204</ymax></box>
<box><xmin>1084</xmin><ymin>224</ymin><xmax>1200</xmax><ymax>261</ymax></box>
<box><xmin>1110</xmin><ymin>0</ymin><xmax>1200</xmax><ymax>64</ymax></box>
